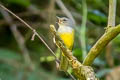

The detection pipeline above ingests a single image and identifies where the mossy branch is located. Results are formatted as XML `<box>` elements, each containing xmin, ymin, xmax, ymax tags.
<box><xmin>83</xmin><ymin>24</ymin><xmax>120</xmax><ymax>66</ymax></box>
<box><xmin>50</xmin><ymin>25</ymin><xmax>98</xmax><ymax>80</ymax></box>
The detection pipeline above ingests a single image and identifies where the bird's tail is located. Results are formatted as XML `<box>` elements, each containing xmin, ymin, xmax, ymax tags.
<box><xmin>59</xmin><ymin>52</ymin><xmax>69</xmax><ymax>71</ymax></box>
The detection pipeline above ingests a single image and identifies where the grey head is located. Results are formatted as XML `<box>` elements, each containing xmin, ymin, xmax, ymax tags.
<box><xmin>56</xmin><ymin>16</ymin><xmax>74</xmax><ymax>27</ymax></box>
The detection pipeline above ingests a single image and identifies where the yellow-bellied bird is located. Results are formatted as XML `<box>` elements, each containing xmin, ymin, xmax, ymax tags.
<box><xmin>56</xmin><ymin>17</ymin><xmax>75</xmax><ymax>71</ymax></box>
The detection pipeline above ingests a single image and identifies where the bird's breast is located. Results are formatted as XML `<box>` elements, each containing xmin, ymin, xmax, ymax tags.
<box><xmin>57</xmin><ymin>26</ymin><xmax>74</xmax><ymax>49</ymax></box>
<box><xmin>58</xmin><ymin>26</ymin><xmax>73</xmax><ymax>33</ymax></box>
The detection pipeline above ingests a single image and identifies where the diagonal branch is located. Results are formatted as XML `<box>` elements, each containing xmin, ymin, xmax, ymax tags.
<box><xmin>83</xmin><ymin>24</ymin><xmax>120</xmax><ymax>66</ymax></box>
<box><xmin>0</xmin><ymin>4</ymin><xmax>60</xmax><ymax>63</ymax></box>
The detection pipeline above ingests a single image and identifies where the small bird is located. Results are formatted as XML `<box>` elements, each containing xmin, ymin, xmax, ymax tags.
<box><xmin>56</xmin><ymin>16</ymin><xmax>75</xmax><ymax>71</ymax></box>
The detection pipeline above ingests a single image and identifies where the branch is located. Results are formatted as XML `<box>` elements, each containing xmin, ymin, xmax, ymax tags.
<box><xmin>50</xmin><ymin>25</ymin><xmax>98</xmax><ymax>80</ymax></box>
<box><xmin>83</xmin><ymin>24</ymin><xmax>120</xmax><ymax>66</ymax></box>
<box><xmin>0</xmin><ymin>4</ymin><xmax>60</xmax><ymax>63</ymax></box>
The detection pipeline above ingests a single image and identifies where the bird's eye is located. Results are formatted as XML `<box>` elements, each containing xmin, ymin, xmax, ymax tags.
<box><xmin>63</xmin><ymin>19</ymin><xmax>67</xmax><ymax>21</ymax></box>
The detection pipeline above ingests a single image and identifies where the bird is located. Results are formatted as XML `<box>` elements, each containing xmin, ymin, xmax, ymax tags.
<box><xmin>56</xmin><ymin>16</ymin><xmax>75</xmax><ymax>71</ymax></box>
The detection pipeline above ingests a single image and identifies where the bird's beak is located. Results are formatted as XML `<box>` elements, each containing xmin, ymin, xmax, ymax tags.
<box><xmin>56</xmin><ymin>16</ymin><xmax>61</xmax><ymax>23</ymax></box>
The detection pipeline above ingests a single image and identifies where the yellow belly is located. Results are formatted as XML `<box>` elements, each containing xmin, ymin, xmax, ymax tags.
<box><xmin>58</xmin><ymin>31</ymin><xmax>74</xmax><ymax>50</ymax></box>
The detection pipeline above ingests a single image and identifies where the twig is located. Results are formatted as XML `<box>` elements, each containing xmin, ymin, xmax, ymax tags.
<box><xmin>0</xmin><ymin>8</ymin><xmax>35</xmax><ymax>70</ymax></box>
<box><xmin>55</xmin><ymin>0</ymin><xmax>75</xmax><ymax>24</ymax></box>
<box><xmin>83</xmin><ymin>24</ymin><xmax>120</xmax><ymax>66</ymax></box>
<box><xmin>0</xmin><ymin>4</ymin><xmax>60</xmax><ymax>63</ymax></box>
<box><xmin>108</xmin><ymin>0</ymin><xmax>116</xmax><ymax>27</ymax></box>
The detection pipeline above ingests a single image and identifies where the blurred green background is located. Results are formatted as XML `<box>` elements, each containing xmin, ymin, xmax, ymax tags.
<box><xmin>0</xmin><ymin>0</ymin><xmax>120</xmax><ymax>80</ymax></box>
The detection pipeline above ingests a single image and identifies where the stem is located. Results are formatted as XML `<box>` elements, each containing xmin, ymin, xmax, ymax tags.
<box><xmin>80</xmin><ymin>0</ymin><xmax>87</xmax><ymax>59</ymax></box>
<box><xmin>108</xmin><ymin>0</ymin><xmax>116</xmax><ymax>27</ymax></box>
